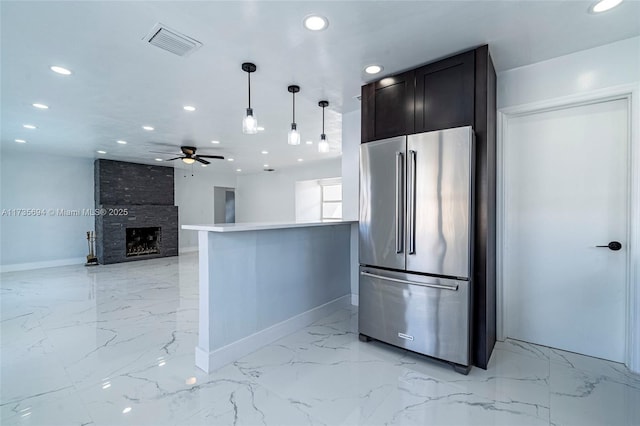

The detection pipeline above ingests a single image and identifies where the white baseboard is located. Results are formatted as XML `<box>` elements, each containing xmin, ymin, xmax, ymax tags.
<box><xmin>351</xmin><ymin>294</ymin><xmax>359</xmax><ymax>306</ymax></box>
<box><xmin>195</xmin><ymin>294</ymin><xmax>350</xmax><ymax>373</ymax></box>
<box><xmin>0</xmin><ymin>257</ymin><xmax>86</xmax><ymax>273</ymax></box>
<box><xmin>179</xmin><ymin>246</ymin><xmax>198</xmax><ymax>254</ymax></box>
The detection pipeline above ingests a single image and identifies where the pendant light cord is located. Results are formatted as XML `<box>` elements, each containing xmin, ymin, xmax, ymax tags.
<box><xmin>247</xmin><ymin>72</ymin><xmax>251</xmax><ymax>109</ymax></box>
<box><xmin>292</xmin><ymin>92</ymin><xmax>296</xmax><ymax>123</ymax></box>
<box><xmin>322</xmin><ymin>104</ymin><xmax>325</xmax><ymax>134</ymax></box>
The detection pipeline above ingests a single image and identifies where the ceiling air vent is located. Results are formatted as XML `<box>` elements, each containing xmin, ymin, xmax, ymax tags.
<box><xmin>144</xmin><ymin>23</ymin><xmax>202</xmax><ymax>57</ymax></box>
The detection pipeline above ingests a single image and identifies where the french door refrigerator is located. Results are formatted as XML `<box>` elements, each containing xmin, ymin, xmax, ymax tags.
<box><xmin>359</xmin><ymin>126</ymin><xmax>474</xmax><ymax>372</ymax></box>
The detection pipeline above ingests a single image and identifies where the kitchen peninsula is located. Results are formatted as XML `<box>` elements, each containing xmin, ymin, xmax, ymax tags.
<box><xmin>183</xmin><ymin>220</ymin><xmax>356</xmax><ymax>372</ymax></box>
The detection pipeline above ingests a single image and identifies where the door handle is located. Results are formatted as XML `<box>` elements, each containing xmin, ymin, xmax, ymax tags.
<box><xmin>596</xmin><ymin>241</ymin><xmax>622</xmax><ymax>251</ymax></box>
<box><xmin>395</xmin><ymin>152</ymin><xmax>404</xmax><ymax>254</ymax></box>
<box><xmin>361</xmin><ymin>271</ymin><xmax>458</xmax><ymax>291</ymax></box>
<box><xmin>408</xmin><ymin>150</ymin><xmax>416</xmax><ymax>254</ymax></box>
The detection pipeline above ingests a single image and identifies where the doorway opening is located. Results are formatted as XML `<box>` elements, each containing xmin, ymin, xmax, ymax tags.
<box><xmin>214</xmin><ymin>187</ymin><xmax>235</xmax><ymax>223</ymax></box>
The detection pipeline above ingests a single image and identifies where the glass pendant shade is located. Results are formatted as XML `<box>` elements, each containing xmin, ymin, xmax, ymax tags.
<box><xmin>318</xmin><ymin>134</ymin><xmax>329</xmax><ymax>153</ymax></box>
<box><xmin>288</xmin><ymin>123</ymin><xmax>301</xmax><ymax>145</ymax></box>
<box><xmin>243</xmin><ymin>108</ymin><xmax>258</xmax><ymax>134</ymax></box>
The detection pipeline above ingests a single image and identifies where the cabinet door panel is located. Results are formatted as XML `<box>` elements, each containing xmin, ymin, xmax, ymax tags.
<box><xmin>415</xmin><ymin>51</ymin><xmax>474</xmax><ymax>133</ymax></box>
<box><xmin>361</xmin><ymin>71</ymin><xmax>414</xmax><ymax>142</ymax></box>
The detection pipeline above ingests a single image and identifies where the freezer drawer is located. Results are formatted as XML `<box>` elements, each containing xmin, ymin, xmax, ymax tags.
<box><xmin>358</xmin><ymin>266</ymin><xmax>471</xmax><ymax>366</ymax></box>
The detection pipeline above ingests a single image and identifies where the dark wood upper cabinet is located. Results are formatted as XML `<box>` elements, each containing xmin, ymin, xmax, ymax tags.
<box><xmin>361</xmin><ymin>49</ymin><xmax>475</xmax><ymax>142</ymax></box>
<box><xmin>414</xmin><ymin>50</ymin><xmax>475</xmax><ymax>133</ymax></box>
<box><xmin>361</xmin><ymin>70</ymin><xmax>414</xmax><ymax>142</ymax></box>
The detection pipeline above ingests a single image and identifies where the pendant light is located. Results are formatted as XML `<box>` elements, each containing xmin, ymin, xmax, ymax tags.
<box><xmin>241</xmin><ymin>62</ymin><xmax>258</xmax><ymax>134</ymax></box>
<box><xmin>318</xmin><ymin>100</ymin><xmax>329</xmax><ymax>153</ymax></box>
<box><xmin>287</xmin><ymin>85</ymin><xmax>301</xmax><ymax>145</ymax></box>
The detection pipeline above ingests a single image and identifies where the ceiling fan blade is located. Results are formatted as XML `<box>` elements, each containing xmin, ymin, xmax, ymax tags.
<box><xmin>165</xmin><ymin>157</ymin><xmax>183</xmax><ymax>161</ymax></box>
<box><xmin>195</xmin><ymin>157</ymin><xmax>210</xmax><ymax>165</ymax></box>
<box><xmin>197</xmin><ymin>155</ymin><xmax>225</xmax><ymax>160</ymax></box>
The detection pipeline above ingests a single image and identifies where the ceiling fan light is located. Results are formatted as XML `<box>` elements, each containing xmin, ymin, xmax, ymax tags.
<box><xmin>182</xmin><ymin>157</ymin><xmax>196</xmax><ymax>164</ymax></box>
<box><xmin>288</xmin><ymin>123</ymin><xmax>301</xmax><ymax>145</ymax></box>
<box><xmin>243</xmin><ymin>108</ymin><xmax>258</xmax><ymax>134</ymax></box>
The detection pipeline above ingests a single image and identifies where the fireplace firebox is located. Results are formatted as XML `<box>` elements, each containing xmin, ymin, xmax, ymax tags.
<box><xmin>126</xmin><ymin>227</ymin><xmax>161</xmax><ymax>257</ymax></box>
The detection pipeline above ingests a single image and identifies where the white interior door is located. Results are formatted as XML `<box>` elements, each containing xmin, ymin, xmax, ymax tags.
<box><xmin>504</xmin><ymin>98</ymin><xmax>628</xmax><ymax>362</ymax></box>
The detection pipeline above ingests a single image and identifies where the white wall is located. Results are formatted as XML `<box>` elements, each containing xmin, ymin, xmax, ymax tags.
<box><xmin>341</xmin><ymin>110</ymin><xmax>360</xmax><ymax>221</ymax></box>
<box><xmin>174</xmin><ymin>169</ymin><xmax>237</xmax><ymax>251</ymax></box>
<box><xmin>235</xmin><ymin>158</ymin><xmax>341</xmax><ymax>223</ymax></box>
<box><xmin>497</xmin><ymin>36</ymin><xmax>640</xmax><ymax>372</ymax></box>
<box><xmin>0</xmin><ymin>151</ymin><xmax>94</xmax><ymax>270</ymax></box>
<box><xmin>498</xmin><ymin>36</ymin><xmax>640</xmax><ymax>108</ymax></box>
<box><xmin>295</xmin><ymin>179</ymin><xmax>322</xmax><ymax>222</ymax></box>
<box><xmin>340</xmin><ymin>109</ymin><xmax>361</xmax><ymax>303</ymax></box>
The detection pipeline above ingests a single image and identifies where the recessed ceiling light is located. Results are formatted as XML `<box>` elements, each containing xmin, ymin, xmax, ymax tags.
<box><xmin>33</xmin><ymin>103</ymin><xmax>49</xmax><ymax>109</ymax></box>
<box><xmin>23</xmin><ymin>124</ymin><xmax>36</xmax><ymax>129</ymax></box>
<box><xmin>211</xmin><ymin>140</ymin><xmax>220</xmax><ymax>144</ymax></box>
<box><xmin>155</xmin><ymin>158</ymin><xmax>163</xmax><ymax>162</ymax></box>
<box><xmin>261</xmin><ymin>150</ymin><xmax>268</xmax><ymax>154</ymax></box>
<box><xmin>142</xmin><ymin>126</ymin><xmax>154</xmax><ymax>131</ymax></box>
<box><xmin>257</xmin><ymin>126</ymin><xmax>265</xmax><ymax>131</ymax></box>
<box><xmin>297</xmin><ymin>158</ymin><xmax>304</xmax><ymax>162</ymax></box>
<box><xmin>117</xmin><ymin>140</ymin><xmax>127</xmax><ymax>145</ymax></box>
<box><xmin>236</xmin><ymin>168</ymin><xmax>242</xmax><ymax>172</ymax></box>
<box><xmin>50</xmin><ymin>66</ymin><xmax>72</xmax><ymax>75</ymax></box>
<box><xmin>263</xmin><ymin>164</ymin><xmax>269</xmax><ymax>167</ymax></box>
<box><xmin>306</xmin><ymin>140</ymin><xmax>313</xmax><ymax>145</ymax></box>
<box><xmin>227</xmin><ymin>158</ymin><xmax>234</xmax><ymax>162</ymax></box>
<box><xmin>122</xmin><ymin>407</ymin><xmax>132</xmax><ymax>414</ymax></box>
<box><xmin>15</xmin><ymin>139</ymin><xmax>26</xmax><ymax>143</ymax></box>
<box><xmin>364</xmin><ymin>65</ymin><xmax>383</xmax><ymax>75</ymax></box>
<box><xmin>201</xmin><ymin>164</ymin><xmax>207</xmax><ymax>167</ymax></box>
<box><xmin>97</xmin><ymin>150</ymin><xmax>107</xmax><ymax>154</ymax></box>
<box><xmin>591</xmin><ymin>0</ymin><xmax>623</xmax><ymax>12</ymax></box>
<box><xmin>183</xmin><ymin>105</ymin><xmax>196</xmax><ymax>112</ymax></box>
<box><xmin>304</xmin><ymin>15</ymin><xmax>329</xmax><ymax>31</ymax></box>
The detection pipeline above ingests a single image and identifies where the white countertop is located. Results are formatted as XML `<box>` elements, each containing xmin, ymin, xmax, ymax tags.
<box><xmin>182</xmin><ymin>220</ymin><xmax>357</xmax><ymax>233</ymax></box>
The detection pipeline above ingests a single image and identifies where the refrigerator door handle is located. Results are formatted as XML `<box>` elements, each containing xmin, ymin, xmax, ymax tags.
<box><xmin>408</xmin><ymin>150</ymin><xmax>417</xmax><ymax>254</ymax></box>
<box><xmin>395</xmin><ymin>151</ymin><xmax>404</xmax><ymax>254</ymax></box>
<box><xmin>360</xmin><ymin>271</ymin><xmax>459</xmax><ymax>291</ymax></box>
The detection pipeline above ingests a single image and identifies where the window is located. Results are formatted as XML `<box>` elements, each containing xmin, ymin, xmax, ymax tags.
<box><xmin>294</xmin><ymin>177</ymin><xmax>342</xmax><ymax>222</ymax></box>
<box><xmin>320</xmin><ymin>180</ymin><xmax>342</xmax><ymax>222</ymax></box>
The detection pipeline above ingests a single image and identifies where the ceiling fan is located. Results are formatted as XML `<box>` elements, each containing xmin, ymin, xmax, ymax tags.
<box><xmin>164</xmin><ymin>146</ymin><xmax>225</xmax><ymax>165</ymax></box>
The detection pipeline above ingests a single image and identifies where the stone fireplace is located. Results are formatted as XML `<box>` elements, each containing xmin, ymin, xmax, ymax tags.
<box><xmin>94</xmin><ymin>159</ymin><xmax>178</xmax><ymax>264</ymax></box>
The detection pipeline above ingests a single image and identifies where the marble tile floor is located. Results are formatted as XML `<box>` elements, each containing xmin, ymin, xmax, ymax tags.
<box><xmin>1</xmin><ymin>254</ymin><xmax>639</xmax><ymax>426</ymax></box>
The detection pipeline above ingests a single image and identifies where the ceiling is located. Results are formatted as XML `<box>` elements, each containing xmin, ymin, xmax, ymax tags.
<box><xmin>1</xmin><ymin>1</ymin><xmax>638</xmax><ymax>174</ymax></box>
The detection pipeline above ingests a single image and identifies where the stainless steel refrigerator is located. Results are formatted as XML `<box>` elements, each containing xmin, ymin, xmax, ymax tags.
<box><xmin>359</xmin><ymin>126</ymin><xmax>474</xmax><ymax>372</ymax></box>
